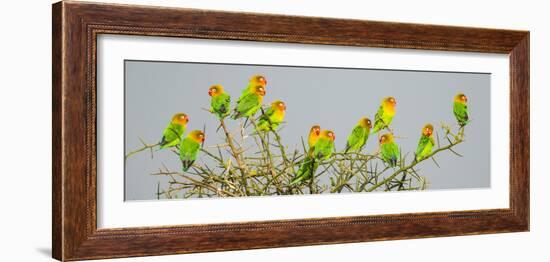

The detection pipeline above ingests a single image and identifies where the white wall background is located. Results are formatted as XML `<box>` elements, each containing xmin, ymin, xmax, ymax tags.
<box><xmin>0</xmin><ymin>0</ymin><xmax>545</xmax><ymax>261</ymax></box>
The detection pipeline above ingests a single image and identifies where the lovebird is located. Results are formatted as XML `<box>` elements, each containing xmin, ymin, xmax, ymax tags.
<box><xmin>312</xmin><ymin>130</ymin><xmax>336</xmax><ymax>160</ymax></box>
<box><xmin>159</xmin><ymin>113</ymin><xmax>189</xmax><ymax>149</ymax></box>
<box><xmin>290</xmin><ymin>125</ymin><xmax>322</xmax><ymax>185</ymax></box>
<box><xmin>231</xmin><ymin>85</ymin><xmax>266</xmax><ymax>120</ymax></box>
<box><xmin>373</xmin><ymin>97</ymin><xmax>397</xmax><ymax>133</ymax></box>
<box><xmin>379</xmin><ymin>133</ymin><xmax>399</xmax><ymax>167</ymax></box>
<box><xmin>208</xmin><ymin>85</ymin><xmax>231</xmax><ymax>119</ymax></box>
<box><xmin>415</xmin><ymin>124</ymin><xmax>435</xmax><ymax>162</ymax></box>
<box><xmin>453</xmin><ymin>93</ymin><xmax>469</xmax><ymax>127</ymax></box>
<box><xmin>257</xmin><ymin>100</ymin><xmax>287</xmax><ymax>131</ymax></box>
<box><xmin>241</xmin><ymin>75</ymin><xmax>267</xmax><ymax>95</ymax></box>
<box><xmin>344</xmin><ymin>117</ymin><xmax>372</xmax><ymax>153</ymax></box>
<box><xmin>308</xmin><ymin>125</ymin><xmax>321</xmax><ymax>148</ymax></box>
<box><xmin>179</xmin><ymin>130</ymin><xmax>205</xmax><ymax>171</ymax></box>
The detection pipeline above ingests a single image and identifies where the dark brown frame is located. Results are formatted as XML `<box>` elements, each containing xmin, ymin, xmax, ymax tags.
<box><xmin>52</xmin><ymin>1</ymin><xmax>530</xmax><ymax>261</ymax></box>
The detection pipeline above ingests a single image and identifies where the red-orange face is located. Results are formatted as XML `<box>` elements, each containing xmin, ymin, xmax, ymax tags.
<box><xmin>190</xmin><ymin>130</ymin><xmax>205</xmax><ymax>143</ymax></box>
<box><xmin>172</xmin><ymin>113</ymin><xmax>189</xmax><ymax>125</ymax></box>
<box><xmin>275</xmin><ymin>101</ymin><xmax>286</xmax><ymax>111</ymax></box>
<box><xmin>422</xmin><ymin>124</ymin><xmax>434</xmax><ymax>137</ymax></box>
<box><xmin>455</xmin><ymin>93</ymin><xmax>468</xmax><ymax>104</ymax></box>
<box><xmin>387</xmin><ymin>97</ymin><xmax>396</xmax><ymax>106</ymax></box>
<box><xmin>326</xmin><ymin>131</ymin><xmax>336</xmax><ymax>141</ymax></box>
<box><xmin>360</xmin><ymin>118</ymin><xmax>372</xmax><ymax>128</ymax></box>
<box><xmin>311</xmin><ymin>125</ymin><xmax>321</xmax><ymax>136</ymax></box>
<box><xmin>254</xmin><ymin>86</ymin><xmax>266</xmax><ymax>96</ymax></box>
<box><xmin>208</xmin><ymin>85</ymin><xmax>223</xmax><ymax>97</ymax></box>
<box><xmin>197</xmin><ymin>132</ymin><xmax>206</xmax><ymax>142</ymax></box>
<box><xmin>379</xmin><ymin>133</ymin><xmax>392</xmax><ymax>144</ymax></box>
<box><xmin>257</xmin><ymin>76</ymin><xmax>267</xmax><ymax>87</ymax></box>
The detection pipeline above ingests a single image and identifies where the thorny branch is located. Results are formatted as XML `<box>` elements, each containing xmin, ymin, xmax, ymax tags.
<box><xmin>128</xmin><ymin>116</ymin><xmax>467</xmax><ymax>198</ymax></box>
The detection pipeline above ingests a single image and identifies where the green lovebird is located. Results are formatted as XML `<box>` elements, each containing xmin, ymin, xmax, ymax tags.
<box><xmin>344</xmin><ymin>117</ymin><xmax>372</xmax><ymax>153</ymax></box>
<box><xmin>257</xmin><ymin>100</ymin><xmax>287</xmax><ymax>131</ymax></box>
<box><xmin>290</xmin><ymin>125</ymin><xmax>321</xmax><ymax>185</ymax></box>
<box><xmin>453</xmin><ymin>93</ymin><xmax>469</xmax><ymax>127</ymax></box>
<box><xmin>372</xmin><ymin>97</ymin><xmax>397</xmax><ymax>133</ymax></box>
<box><xmin>159</xmin><ymin>113</ymin><xmax>189</xmax><ymax>149</ymax></box>
<box><xmin>379</xmin><ymin>133</ymin><xmax>400</xmax><ymax>167</ymax></box>
<box><xmin>307</xmin><ymin>125</ymin><xmax>321</xmax><ymax>149</ymax></box>
<box><xmin>415</xmin><ymin>124</ymin><xmax>435</xmax><ymax>162</ymax></box>
<box><xmin>312</xmin><ymin>130</ymin><xmax>336</xmax><ymax>160</ymax></box>
<box><xmin>241</xmin><ymin>75</ymin><xmax>267</xmax><ymax>95</ymax></box>
<box><xmin>208</xmin><ymin>85</ymin><xmax>231</xmax><ymax>119</ymax></box>
<box><xmin>231</xmin><ymin>85</ymin><xmax>266</xmax><ymax>119</ymax></box>
<box><xmin>179</xmin><ymin>130</ymin><xmax>205</xmax><ymax>171</ymax></box>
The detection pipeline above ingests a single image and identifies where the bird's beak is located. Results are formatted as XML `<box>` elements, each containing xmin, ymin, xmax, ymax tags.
<box><xmin>261</xmin><ymin>78</ymin><xmax>267</xmax><ymax>86</ymax></box>
<box><xmin>208</xmin><ymin>89</ymin><xmax>213</xmax><ymax>96</ymax></box>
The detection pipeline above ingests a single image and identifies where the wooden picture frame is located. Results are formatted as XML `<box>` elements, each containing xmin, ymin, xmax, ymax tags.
<box><xmin>52</xmin><ymin>1</ymin><xmax>529</xmax><ymax>261</ymax></box>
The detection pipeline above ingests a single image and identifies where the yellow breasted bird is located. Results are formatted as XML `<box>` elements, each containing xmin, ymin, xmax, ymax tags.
<box><xmin>453</xmin><ymin>93</ymin><xmax>469</xmax><ymax>127</ymax></box>
<box><xmin>232</xmin><ymin>85</ymin><xmax>266</xmax><ymax>120</ymax></box>
<box><xmin>290</xmin><ymin>125</ymin><xmax>322</xmax><ymax>186</ymax></box>
<box><xmin>415</xmin><ymin>124</ymin><xmax>435</xmax><ymax>162</ymax></box>
<box><xmin>159</xmin><ymin>113</ymin><xmax>189</xmax><ymax>149</ymax></box>
<box><xmin>208</xmin><ymin>85</ymin><xmax>231</xmax><ymax>119</ymax></box>
<box><xmin>379</xmin><ymin>133</ymin><xmax>399</xmax><ymax>167</ymax></box>
<box><xmin>291</xmin><ymin>129</ymin><xmax>335</xmax><ymax>186</ymax></box>
<box><xmin>344</xmin><ymin>117</ymin><xmax>372</xmax><ymax>153</ymax></box>
<box><xmin>373</xmin><ymin>97</ymin><xmax>396</xmax><ymax>133</ymax></box>
<box><xmin>257</xmin><ymin>100</ymin><xmax>287</xmax><ymax>131</ymax></box>
<box><xmin>241</xmin><ymin>75</ymin><xmax>267</xmax><ymax>95</ymax></box>
<box><xmin>179</xmin><ymin>130</ymin><xmax>205</xmax><ymax>171</ymax></box>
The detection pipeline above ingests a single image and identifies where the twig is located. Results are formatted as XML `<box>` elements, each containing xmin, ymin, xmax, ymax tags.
<box><xmin>367</xmin><ymin>136</ymin><xmax>464</xmax><ymax>192</ymax></box>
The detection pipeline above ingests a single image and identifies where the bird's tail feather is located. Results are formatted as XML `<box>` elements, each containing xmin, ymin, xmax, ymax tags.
<box><xmin>182</xmin><ymin>160</ymin><xmax>195</xmax><ymax>172</ymax></box>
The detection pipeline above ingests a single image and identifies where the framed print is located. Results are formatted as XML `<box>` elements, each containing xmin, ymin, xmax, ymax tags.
<box><xmin>52</xmin><ymin>1</ymin><xmax>529</xmax><ymax>261</ymax></box>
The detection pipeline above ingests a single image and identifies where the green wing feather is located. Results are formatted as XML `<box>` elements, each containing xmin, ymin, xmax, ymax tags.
<box><xmin>381</xmin><ymin>142</ymin><xmax>399</xmax><ymax>167</ymax></box>
<box><xmin>415</xmin><ymin>136</ymin><xmax>435</xmax><ymax>161</ymax></box>
<box><xmin>345</xmin><ymin>125</ymin><xmax>366</xmax><ymax>153</ymax></box>
<box><xmin>453</xmin><ymin>102</ymin><xmax>469</xmax><ymax>127</ymax></box>
<box><xmin>313</xmin><ymin>137</ymin><xmax>334</xmax><ymax>161</ymax></box>
<box><xmin>159</xmin><ymin>123</ymin><xmax>185</xmax><ymax>149</ymax></box>
<box><xmin>373</xmin><ymin>106</ymin><xmax>392</xmax><ymax>133</ymax></box>
<box><xmin>211</xmin><ymin>93</ymin><xmax>231</xmax><ymax>119</ymax></box>
<box><xmin>290</xmin><ymin>154</ymin><xmax>319</xmax><ymax>186</ymax></box>
<box><xmin>179</xmin><ymin>138</ymin><xmax>200</xmax><ymax>171</ymax></box>
<box><xmin>257</xmin><ymin>107</ymin><xmax>275</xmax><ymax>131</ymax></box>
<box><xmin>232</xmin><ymin>93</ymin><xmax>261</xmax><ymax>119</ymax></box>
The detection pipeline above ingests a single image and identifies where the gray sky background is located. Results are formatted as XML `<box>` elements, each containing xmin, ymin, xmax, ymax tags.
<box><xmin>124</xmin><ymin>60</ymin><xmax>490</xmax><ymax>201</ymax></box>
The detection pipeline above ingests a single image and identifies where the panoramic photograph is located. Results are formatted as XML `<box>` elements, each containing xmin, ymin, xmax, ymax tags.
<box><xmin>124</xmin><ymin>60</ymin><xmax>490</xmax><ymax>201</ymax></box>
